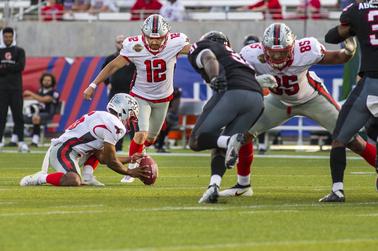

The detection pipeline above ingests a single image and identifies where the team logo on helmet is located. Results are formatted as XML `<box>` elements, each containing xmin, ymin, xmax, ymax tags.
<box><xmin>141</xmin><ymin>14</ymin><xmax>171</xmax><ymax>54</ymax></box>
<box><xmin>262</xmin><ymin>23</ymin><xmax>296</xmax><ymax>69</ymax></box>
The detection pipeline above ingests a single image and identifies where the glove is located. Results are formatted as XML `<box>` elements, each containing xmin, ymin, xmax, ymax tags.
<box><xmin>256</xmin><ymin>74</ymin><xmax>278</xmax><ymax>88</ymax></box>
<box><xmin>342</xmin><ymin>37</ymin><xmax>356</xmax><ymax>56</ymax></box>
<box><xmin>209</xmin><ymin>75</ymin><xmax>227</xmax><ymax>92</ymax></box>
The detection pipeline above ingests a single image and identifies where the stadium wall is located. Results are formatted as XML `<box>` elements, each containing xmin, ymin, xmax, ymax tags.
<box><xmin>13</xmin><ymin>20</ymin><xmax>339</xmax><ymax>56</ymax></box>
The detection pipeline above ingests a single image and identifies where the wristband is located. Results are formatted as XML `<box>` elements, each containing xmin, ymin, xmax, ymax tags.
<box><xmin>89</xmin><ymin>83</ymin><xmax>97</xmax><ymax>89</ymax></box>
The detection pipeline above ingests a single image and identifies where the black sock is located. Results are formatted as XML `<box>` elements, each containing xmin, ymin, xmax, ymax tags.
<box><xmin>33</xmin><ymin>125</ymin><xmax>41</xmax><ymax>136</ymax></box>
<box><xmin>330</xmin><ymin>147</ymin><xmax>346</xmax><ymax>183</ymax></box>
<box><xmin>211</xmin><ymin>149</ymin><xmax>226</xmax><ymax>177</ymax></box>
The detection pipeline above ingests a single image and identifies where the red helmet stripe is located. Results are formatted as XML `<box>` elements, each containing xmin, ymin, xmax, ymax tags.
<box><xmin>152</xmin><ymin>15</ymin><xmax>158</xmax><ymax>34</ymax></box>
<box><xmin>274</xmin><ymin>24</ymin><xmax>281</xmax><ymax>46</ymax></box>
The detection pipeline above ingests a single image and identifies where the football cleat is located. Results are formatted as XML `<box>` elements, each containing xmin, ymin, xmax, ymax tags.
<box><xmin>20</xmin><ymin>171</ymin><xmax>45</xmax><ymax>186</ymax></box>
<box><xmin>18</xmin><ymin>143</ymin><xmax>30</xmax><ymax>153</ymax></box>
<box><xmin>198</xmin><ymin>184</ymin><xmax>219</xmax><ymax>204</ymax></box>
<box><xmin>218</xmin><ymin>183</ymin><xmax>253</xmax><ymax>197</ymax></box>
<box><xmin>82</xmin><ymin>176</ymin><xmax>105</xmax><ymax>187</ymax></box>
<box><xmin>225</xmin><ymin>133</ymin><xmax>246</xmax><ymax>169</ymax></box>
<box><xmin>319</xmin><ymin>190</ymin><xmax>345</xmax><ymax>202</ymax></box>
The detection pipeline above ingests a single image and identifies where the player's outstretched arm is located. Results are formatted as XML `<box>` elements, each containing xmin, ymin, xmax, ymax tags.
<box><xmin>319</xmin><ymin>37</ymin><xmax>356</xmax><ymax>65</ymax></box>
<box><xmin>83</xmin><ymin>55</ymin><xmax>129</xmax><ymax>100</ymax></box>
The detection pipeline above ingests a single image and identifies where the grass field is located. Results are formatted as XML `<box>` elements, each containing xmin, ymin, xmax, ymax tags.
<box><xmin>0</xmin><ymin>148</ymin><xmax>377</xmax><ymax>251</ymax></box>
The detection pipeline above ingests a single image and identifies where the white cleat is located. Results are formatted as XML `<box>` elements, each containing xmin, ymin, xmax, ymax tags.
<box><xmin>120</xmin><ymin>175</ymin><xmax>135</xmax><ymax>183</ymax></box>
<box><xmin>198</xmin><ymin>184</ymin><xmax>219</xmax><ymax>204</ymax></box>
<box><xmin>19</xmin><ymin>171</ymin><xmax>45</xmax><ymax>186</ymax></box>
<box><xmin>82</xmin><ymin>176</ymin><xmax>105</xmax><ymax>186</ymax></box>
<box><xmin>225</xmin><ymin>133</ymin><xmax>246</xmax><ymax>169</ymax></box>
<box><xmin>120</xmin><ymin>162</ymin><xmax>139</xmax><ymax>183</ymax></box>
<box><xmin>218</xmin><ymin>183</ymin><xmax>253</xmax><ymax>197</ymax></box>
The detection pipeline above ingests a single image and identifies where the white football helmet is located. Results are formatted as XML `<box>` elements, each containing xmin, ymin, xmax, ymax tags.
<box><xmin>262</xmin><ymin>23</ymin><xmax>296</xmax><ymax>69</ymax></box>
<box><xmin>141</xmin><ymin>14</ymin><xmax>171</xmax><ymax>53</ymax></box>
<box><xmin>107</xmin><ymin>94</ymin><xmax>139</xmax><ymax>127</ymax></box>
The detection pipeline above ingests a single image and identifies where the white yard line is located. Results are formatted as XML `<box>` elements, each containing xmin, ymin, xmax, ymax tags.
<box><xmin>0</xmin><ymin>149</ymin><xmax>363</xmax><ymax>160</ymax></box>
<box><xmin>91</xmin><ymin>238</ymin><xmax>378</xmax><ymax>251</ymax></box>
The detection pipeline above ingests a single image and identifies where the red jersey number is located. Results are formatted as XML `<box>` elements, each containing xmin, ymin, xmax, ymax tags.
<box><xmin>144</xmin><ymin>59</ymin><xmax>167</xmax><ymax>82</ymax></box>
<box><xmin>270</xmin><ymin>75</ymin><xmax>299</xmax><ymax>96</ymax></box>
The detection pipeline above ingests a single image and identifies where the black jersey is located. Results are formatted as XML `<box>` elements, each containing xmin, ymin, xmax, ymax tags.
<box><xmin>340</xmin><ymin>3</ymin><xmax>378</xmax><ymax>76</ymax></box>
<box><xmin>38</xmin><ymin>87</ymin><xmax>60</xmax><ymax>114</ymax></box>
<box><xmin>188</xmin><ymin>40</ymin><xmax>262</xmax><ymax>93</ymax></box>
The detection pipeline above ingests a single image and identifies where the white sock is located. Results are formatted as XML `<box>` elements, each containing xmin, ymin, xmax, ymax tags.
<box><xmin>258</xmin><ymin>144</ymin><xmax>266</xmax><ymax>150</ymax></box>
<box><xmin>217</xmin><ymin>136</ymin><xmax>230</xmax><ymax>148</ymax></box>
<box><xmin>332</xmin><ymin>182</ymin><xmax>344</xmax><ymax>192</ymax></box>
<box><xmin>82</xmin><ymin>165</ymin><xmax>94</xmax><ymax>179</ymax></box>
<box><xmin>209</xmin><ymin>175</ymin><xmax>222</xmax><ymax>187</ymax></box>
<box><xmin>11</xmin><ymin>134</ymin><xmax>18</xmax><ymax>143</ymax></box>
<box><xmin>32</xmin><ymin>135</ymin><xmax>40</xmax><ymax>144</ymax></box>
<box><xmin>40</xmin><ymin>173</ymin><xmax>48</xmax><ymax>184</ymax></box>
<box><xmin>237</xmin><ymin>175</ymin><xmax>251</xmax><ymax>186</ymax></box>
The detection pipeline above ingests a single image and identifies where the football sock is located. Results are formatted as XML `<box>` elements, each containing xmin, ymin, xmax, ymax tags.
<box><xmin>211</xmin><ymin>152</ymin><xmax>226</xmax><ymax>177</ymax></box>
<box><xmin>84</xmin><ymin>155</ymin><xmax>99</xmax><ymax>171</ymax></box>
<box><xmin>129</xmin><ymin>139</ymin><xmax>144</xmax><ymax>156</ymax></box>
<box><xmin>360</xmin><ymin>142</ymin><xmax>376</xmax><ymax>168</ymax></box>
<box><xmin>32</xmin><ymin>135</ymin><xmax>39</xmax><ymax>144</ymax></box>
<box><xmin>332</xmin><ymin>182</ymin><xmax>344</xmax><ymax>192</ymax></box>
<box><xmin>11</xmin><ymin>134</ymin><xmax>18</xmax><ymax>143</ymax></box>
<box><xmin>217</xmin><ymin>135</ymin><xmax>229</xmax><ymax>148</ymax></box>
<box><xmin>33</xmin><ymin>125</ymin><xmax>41</xmax><ymax>137</ymax></box>
<box><xmin>46</xmin><ymin>172</ymin><xmax>64</xmax><ymax>186</ymax></box>
<box><xmin>209</xmin><ymin>174</ymin><xmax>222</xmax><ymax>187</ymax></box>
<box><xmin>237</xmin><ymin>142</ymin><xmax>253</xmax><ymax>186</ymax></box>
<box><xmin>330</xmin><ymin>147</ymin><xmax>346</xmax><ymax>183</ymax></box>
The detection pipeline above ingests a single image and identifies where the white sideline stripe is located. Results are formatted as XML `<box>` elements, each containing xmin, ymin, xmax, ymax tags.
<box><xmin>92</xmin><ymin>238</ymin><xmax>378</xmax><ymax>251</ymax></box>
<box><xmin>351</xmin><ymin>172</ymin><xmax>376</xmax><ymax>175</ymax></box>
<box><xmin>0</xmin><ymin>149</ymin><xmax>363</xmax><ymax>160</ymax></box>
<box><xmin>3</xmin><ymin>201</ymin><xmax>378</xmax><ymax>217</ymax></box>
<box><xmin>357</xmin><ymin>213</ymin><xmax>378</xmax><ymax>217</ymax></box>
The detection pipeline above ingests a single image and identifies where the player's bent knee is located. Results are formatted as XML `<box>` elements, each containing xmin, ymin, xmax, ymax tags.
<box><xmin>60</xmin><ymin>172</ymin><xmax>81</xmax><ymax>186</ymax></box>
<box><xmin>189</xmin><ymin>135</ymin><xmax>201</xmax><ymax>151</ymax></box>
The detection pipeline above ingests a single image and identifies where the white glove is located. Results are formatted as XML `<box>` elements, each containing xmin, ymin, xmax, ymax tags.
<box><xmin>256</xmin><ymin>74</ymin><xmax>278</xmax><ymax>88</ymax></box>
<box><xmin>342</xmin><ymin>37</ymin><xmax>357</xmax><ymax>56</ymax></box>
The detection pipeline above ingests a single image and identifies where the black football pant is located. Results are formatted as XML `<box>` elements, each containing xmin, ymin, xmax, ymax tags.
<box><xmin>189</xmin><ymin>89</ymin><xmax>264</xmax><ymax>177</ymax></box>
<box><xmin>0</xmin><ymin>88</ymin><xmax>24</xmax><ymax>143</ymax></box>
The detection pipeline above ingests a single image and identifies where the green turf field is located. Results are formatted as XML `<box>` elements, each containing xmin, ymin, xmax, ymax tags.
<box><xmin>0</xmin><ymin>149</ymin><xmax>377</xmax><ymax>251</ymax></box>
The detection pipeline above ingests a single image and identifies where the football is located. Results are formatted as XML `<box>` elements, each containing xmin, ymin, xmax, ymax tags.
<box><xmin>139</xmin><ymin>155</ymin><xmax>158</xmax><ymax>185</ymax></box>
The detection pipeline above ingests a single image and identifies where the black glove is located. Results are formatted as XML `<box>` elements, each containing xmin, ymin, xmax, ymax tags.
<box><xmin>209</xmin><ymin>75</ymin><xmax>227</xmax><ymax>92</ymax></box>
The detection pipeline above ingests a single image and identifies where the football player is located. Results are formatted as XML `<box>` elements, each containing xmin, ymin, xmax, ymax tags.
<box><xmin>187</xmin><ymin>31</ymin><xmax>277</xmax><ymax>203</ymax></box>
<box><xmin>219</xmin><ymin>23</ymin><xmax>377</xmax><ymax>198</ymax></box>
<box><xmin>319</xmin><ymin>0</ymin><xmax>378</xmax><ymax>202</ymax></box>
<box><xmin>19</xmin><ymin>94</ymin><xmax>149</xmax><ymax>187</ymax></box>
<box><xmin>83</xmin><ymin>14</ymin><xmax>191</xmax><ymax>184</ymax></box>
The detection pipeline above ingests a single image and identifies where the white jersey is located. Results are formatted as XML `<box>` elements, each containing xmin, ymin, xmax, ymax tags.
<box><xmin>51</xmin><ymin>111</ymin><xmax>126</xmax><ymax>156</ymax></box>
<box><xmin>240</xmin><ymin>37</ymin><xmax>326</xmax><ymax>105</ymax></box>
<box><xmin>120</xmin><ymin>33</ymin><xmax>189</xmax><ymax>101</ymax></box>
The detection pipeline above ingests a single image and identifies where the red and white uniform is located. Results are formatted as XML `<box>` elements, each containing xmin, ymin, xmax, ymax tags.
<box><xmin>240</xmin><ymin>37</ymin><xmax>341</xmax><ymax>136</ymax></box>
<box><xmin>120</xmin><ymin>32</ymin><xmax>189</xmax><ymax>101</ymax></box>
<box><xmin>241</xmin><ymin>37</ymin><xmax>326</xmax><ymax>106</ymax></box>
<box><xmin>49</xmin><ymin>111</ymin><xmax>126</xmax><ymax>174</ymax></box>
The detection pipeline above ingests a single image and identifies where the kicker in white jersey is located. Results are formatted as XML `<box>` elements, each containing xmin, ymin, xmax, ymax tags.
<box><xmin>52</xmin><ymin>111</ymin><xmax>126</xmax><ymax>157</ymax></box>
<box><xmin>120</xmin><ymin>33</ymin><xmax>189</xmax><ymax>101</ymax></box>
<box><xmin>240</xmin><ymin>37</ymin><xmax>326</xmax><ymax>105</ymax></box>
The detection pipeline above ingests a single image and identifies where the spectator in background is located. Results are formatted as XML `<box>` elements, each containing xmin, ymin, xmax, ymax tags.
<box><xmin>102</xmin><ymin>35</ymin><xmax>137</xmax><ymax>152</ymax></box>
<box><xmin>71</xmin><ymin>0</ymin><xmax>91</xmax><ymax>11</ymax></box>
<box><xmin>0</xmin><ymin>27</ymin><xmax>28</xmax><ymax>152</ymax></box>
<box><xmin>160</xmin><ymin>0</ymin><xmax>185</xmax><ymax>21</ymax></box>
<box><xmin>41</xmin><ymin>0</ymin><xmax>64</xmax><ymax>21</ymax></box>
<box><xmin>88</xmin><ymin>0</ymin><xmax>119</xmax><ymax>14</ymax></box>
<box><xmin>23</xmin><ymin>73</ymin><xmax>60</xmax><ymax>147</ymax></box>
<box><xmin>130</xmin><ymin>0</ymin><xmax>162</xmax><ymax>21</ymax></box>
<box><xmin>296</xmin><ymin>0</ymin><xmax>326</xmax><ymax>19</ymax></box>
<box><xmin>154</xmin><ymin>87</ymin><xmax>181</xmax><ymax>153</ymax></box>
<box><xmin>238</xmin><ymin>0</ymin><xmax>282</xmax><ymax>20</ymax></box>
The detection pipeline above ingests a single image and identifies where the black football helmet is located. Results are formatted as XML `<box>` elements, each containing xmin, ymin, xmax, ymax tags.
<box><xmin>200</xmin><ymin>31</ymin><xmax>230</xmax><ymax>46</ymax></box>
<box><xmin>243</xmin><ymin>34</ymin><xmax>260</xmax><ymax>46</ymax></box>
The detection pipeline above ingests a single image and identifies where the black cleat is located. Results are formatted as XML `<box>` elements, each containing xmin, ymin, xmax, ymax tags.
<box><xmin>319</xmin><ymin>190</ymin><xmax>345</xmax><ymax>202</ymax></box>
